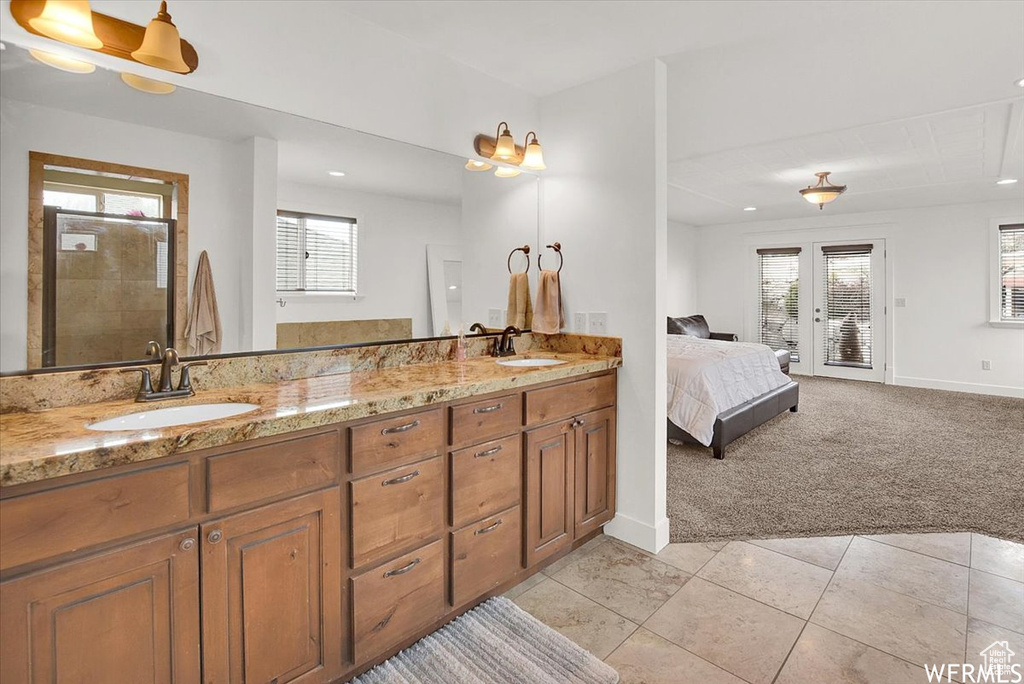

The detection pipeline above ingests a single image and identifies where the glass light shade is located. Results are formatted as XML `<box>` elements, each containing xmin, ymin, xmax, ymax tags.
<box><xmin>131</xmin><ymin>2</ymin><xmax>190</xmax><ymax>73</ymax></box>
<box><xmin>521</xmin><ymin>140</ymin><xmax>546</xmax><ymax>170</ymax></box>
<box><xmin>492</xmin><ymin>130</ymin><xmax>518</xmax><ymax>162</ymax></box>
<box><xmin>801</xmin><ymin>190</ymin><xmax>842</xmax><ymax>205</ymax></box>
<box><xmin>465</xmin><ymin>159</ymin><xmax>493</xmax><ymax>171</ymax></box>
<box><xmin>121</xmin><ymin>72</ymin><xmax>176</xmax><ymax>94</ymax></box>
<box><xmin>494</xmin><ymin>166</ymin><xmax>521</xmax><ymax>178</ymax></box>
<box><xmin>29</xmin><ymin>48</ymin><xmax>96</xmax><ymax>74</ymax></box>
<box><xmin>28</xmin><ymin>0</ymin><xmax>103</xmax><ymax>49</ymax></box>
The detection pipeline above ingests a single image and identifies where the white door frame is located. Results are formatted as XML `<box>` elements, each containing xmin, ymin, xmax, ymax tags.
<box><xmin>811</xmin><ymin>238</ymin><xmax>887</xmax><ymax>382</ymax></box>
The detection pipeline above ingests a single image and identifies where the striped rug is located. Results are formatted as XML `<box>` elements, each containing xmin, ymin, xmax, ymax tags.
<box><xmin>351</xmin><ymin>596</ymin><xmax>619</xmax><ymax>684</ymax></box>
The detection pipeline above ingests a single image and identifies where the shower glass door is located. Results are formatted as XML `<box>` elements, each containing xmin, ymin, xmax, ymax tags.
<box><xmin>812</xmin><ymin>240</ymin><xmax>886</xmax><ymax>382</ymax></box>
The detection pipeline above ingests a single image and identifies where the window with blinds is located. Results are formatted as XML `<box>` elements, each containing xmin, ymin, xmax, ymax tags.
<box><xmin>999</xmin><ymin>224</ymin><xmax>1024</xmax><ymax>321</ymax></box>
<box><xmin>757</xmin><ymin>247</ymin><xmax>801</xmax><ymax>362</ymax></box>
<box><xmin>821</xmin><ymin>244</ymin><xmax>873</xmax><ymax>368</ymax></box>
<box><xmin>276</xmin><ymin>211</ymin><xmax>358</xmax><ymax>293</ymax></box>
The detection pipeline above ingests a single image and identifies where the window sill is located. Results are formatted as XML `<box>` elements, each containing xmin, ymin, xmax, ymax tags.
<box><xmin>988</xmin><ymin>320</ymin><xmax>1024</xmax><ymax>329</ymax></box>
<box><xmin>276</xmin><ymin>292</ymin><xmax>364</xmax><ymax>303</ymax></box>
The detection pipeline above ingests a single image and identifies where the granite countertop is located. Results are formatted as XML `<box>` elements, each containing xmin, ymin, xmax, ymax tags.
<box><xmin>0</xmin><ymin>352</ymin><xmax>620</xmax><ymax>487</ymax></box>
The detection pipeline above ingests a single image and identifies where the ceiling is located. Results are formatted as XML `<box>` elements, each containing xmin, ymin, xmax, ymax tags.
<box><xmin>338</xmin><ymin>0</ymin><xmax>1024</xmax><ymax>224</ymax></box>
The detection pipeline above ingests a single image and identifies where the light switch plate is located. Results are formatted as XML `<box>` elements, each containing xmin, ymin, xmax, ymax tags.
<box><xmin>574</xmin><ymin>312</ymin><xmax>587</xmax><ymax>333</ymax></box>
<box><xmin>589</xmin><ymin>312</ymin><xmax>608</xmax><ymax>335</ymax></box>
<box><xmin>982</xmin><ymin>360</ymin><xmax>992</xmax><ymax>371</ymax></box>
<box><xmin>488</xmin><ymin>309</ymin><xmax>502</xmax><ymax>327</ymax></box>
<box><xmin>894</xmin><ymin>298</ymin><xmax>907</xmax><ymax>307</ymax></box>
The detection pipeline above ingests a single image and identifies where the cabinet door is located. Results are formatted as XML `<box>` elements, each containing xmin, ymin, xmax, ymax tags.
<box><xmin>524</xmin><ymin>420</ymin><xmax>574</xmax><ymax>567</ymax></box>
<box><xmin>573</xmin><ymin>407</ymin><xmax>617</xmax><ymax>539</ymax></box>
<box><xmin>202</xmin><ymin>488</ymin><xmax>342</xmax><ymax>684</ymax></box>
<box><xmin>0</xmin><ymin>529</ymin><xmax>200</xmax><ymax>684</ymax></box>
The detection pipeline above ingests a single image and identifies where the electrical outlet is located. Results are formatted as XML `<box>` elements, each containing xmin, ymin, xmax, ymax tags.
<box><xmin>982</xmin><ymin>360</ymin><xmax>992</xmax><ymax>371</ymax></box>
<box><xmin>894</xmin><ymin>298</ymin><xmax>907</xmax><ymax>307</ymax></box>
<box><xmin>574</xmin><ymin>312</ymin><xmax>587</xmax><ymax>332</ymax></box>
<box><xmin>589</xmin><ymin>312</ymin><xmax>608</xmax><ymax>335</ymax></box>
<box><xmin>488</xmin><ymin>309</ymin><xmax>502</xmax><ymax>328</ymax></box>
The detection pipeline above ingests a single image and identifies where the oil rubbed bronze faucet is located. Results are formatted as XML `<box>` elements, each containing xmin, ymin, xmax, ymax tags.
<box><xmin>493</xmin><ymin>326</ymin><xmax>521</xmax><ymax>357</ymax></box>
<box><xmin>122</xmin><ymin>347</ymin><xmax>207</xmax><ymax>402</ymax></box>
<box><xmin>469</xmin><ymin>322</ymin><xmax>488</xmax><ymax>335</ymax></box>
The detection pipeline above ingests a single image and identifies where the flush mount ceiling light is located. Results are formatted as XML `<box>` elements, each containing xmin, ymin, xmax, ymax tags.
<box><xmin>494</xmin><ymin>166</ymin><xmax>521</xmax><ymax>178</ymax></box>
<box><xmin>465</xmin><ymin>159</ymin><xmax>493</xmax><ymax>171</ymax></box>
<box><xmin>328</xmin><ymin>170</ymin><xmax>346</xmax><ymax>177</ymax></box>
<box><xmin>799</xmin><ymin>171</ymin><xmax>847</xmax><ymax>209</ymax></box>
<box><xmin>521</xmin><ymin>132</ymin><xmax>546</xmax><ymax>171</ymax></box>
<box><xmin>996</xmin><ymin>178</ymin><xmax>1018</xmax><ymax>185</ymax></box>
<box><xmin>27</xmin><ymin>0</ymin><xmax>103</xmax><ymax>49</ymax></box>
<box><xmin>121</xmin><ymin>72</ymin><xmax>175</xmax><ymax>94</ymax></box>
<box><xmin>132</xmin><ymin>1</ymin><xmax>190</xmax><ymax>73</ymax></box>
<box><xmin>29</xmin><ymin>48</ymin><xmax>95</xmax><ymax>73</ymax></box>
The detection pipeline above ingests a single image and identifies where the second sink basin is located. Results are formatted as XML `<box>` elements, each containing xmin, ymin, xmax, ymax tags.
<box><xmin>87</xmin><ymin>402</ymin><xmax>260</xmax><ymax>431</ymax></box>
<box><xmin>496</xmin><ymin>358</ymin><xmax>567</xmax><ymax>368</ymax></box>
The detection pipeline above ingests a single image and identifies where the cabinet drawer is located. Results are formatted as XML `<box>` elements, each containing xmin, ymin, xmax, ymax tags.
<box><xmin>350</xmin><ymin>456</ymin><xmax>444</xmax><ymax>569</ymax></box>
<box><xmin>449</xmin><ymin>393</ymin><xmax>521</xmax><ymax>448</ymax></box>
<box><xmin>350</xmin><ymin>408</ymin><xmax>443</xmax><ymax>476</ymax></box>
<box><xmin>450</xmin><ymin>507</ymin><xmax>521</xmax><ymax>607</ymax></box>
<box><xmin>0</xmin><ymin>463</ymin><xmax>191</xmax><ymax>571</ymax></box>
<box><xmin>206</xmin><ymin>431</ymin><xmax>341</xmax><ymax>513</ymax></box>
<box><xmin>525</xmin><ymin>374</ymin><xmax>616</xmax><ymax>426</ymax></box>
<box><xmin>450</xmin><ymin>434</ymin><xmax>521</xmax><ymax>528</ymax></box>
<box><xmin>352</xmin><ymin>540</ymin><xmax>444</xmax><ymax>663</ymax></box>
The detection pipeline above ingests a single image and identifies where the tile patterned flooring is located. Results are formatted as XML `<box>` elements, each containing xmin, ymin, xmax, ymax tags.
<box><xmin>505</xmin><ymin>532</ymin><xmax>1024</xmax><ymax>684</ymax></box>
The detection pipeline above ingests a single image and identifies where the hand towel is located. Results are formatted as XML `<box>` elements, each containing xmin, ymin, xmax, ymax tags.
<box><xmin>506</xmin><ymin>272</ymin><xmax>533</xmax><ymax>330</ymax></box>
<box><xmin>532</xmin><ymin>270</ymin><xmax>564</xmax><ymax>334</ymax></box>
<box><xmin>185</xmin><ymin>250</ymin><xmax>222</xmax><ymax>355</ymax></box>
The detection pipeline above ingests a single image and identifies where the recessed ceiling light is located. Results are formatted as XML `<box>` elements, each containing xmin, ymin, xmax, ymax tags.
<box><xmin>996</xmin><ymin>178</ymin><xmax>1018</xmax><ymax>185</ymax></box>
<box><xmin>743</xmin><ymin>207</ymin><xmax>757</xmax><ymax>212</ymax></box>
<box><xmin>1016</xmin><ymin>78</ymin><xmax>1024</xmax><ymax>88</ymax></box>
<box><xmin>328</xmin><ymin>170</ymin><xmax>346</xmax><ymax>177</ymax></box>
<box><xmin>448</xmin><ymin>285</ymin><xmax>458</xmax><ymax>290</ymax></box>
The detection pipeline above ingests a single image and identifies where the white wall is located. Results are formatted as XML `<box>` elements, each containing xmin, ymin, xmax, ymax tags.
<box><xmin>541</xmin><ymin>60</ymin><xmax>669</xmax><ymax>552</ymax></box>
<box><xmin>667</xmin><ymin>221</ymin><xmax>698</xmax><ymax>317</ymax></box>
<box><xmin>276</xmin><ymin>182</ymin><xmax>461</xmax><ymax>339</ymax></box>
<box><xmin>0</xmin><ymin>98</ymin><xmax>256</xmax><ymax>371</ymax></box>
<box><xmin>692</xmin><ymin>200</ymin><xmax>1024</xmax><ymax>397</ymax></box>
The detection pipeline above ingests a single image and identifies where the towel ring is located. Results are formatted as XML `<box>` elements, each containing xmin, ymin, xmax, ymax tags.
<box><xmin>538</xmin><ymin>242</ymin><xmax>563</xmax><ymax>273</ymax></box>
<box><xmin>507</xmin><ymin>245</ymin><xmax>530</xmax><ymax>274</ymax></box>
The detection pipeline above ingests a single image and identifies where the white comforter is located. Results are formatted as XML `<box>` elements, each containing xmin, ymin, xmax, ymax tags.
<box><xmin>667</xmin><ymin>335</ymin><xmax>790</xmax><ymax>446</ymax></box>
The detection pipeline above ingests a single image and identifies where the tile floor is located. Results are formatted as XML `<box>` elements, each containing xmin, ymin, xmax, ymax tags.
<box><xmin>505</xmin><ymin>532</ymin><xmax>1024</xmax><ymax>684</ymax></box>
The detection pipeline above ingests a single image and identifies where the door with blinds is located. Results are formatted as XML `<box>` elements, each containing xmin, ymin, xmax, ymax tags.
<box><xmin>812</xmin><ymin>240</ymin><xmax>886</xmax><ymax>381</ymax></box>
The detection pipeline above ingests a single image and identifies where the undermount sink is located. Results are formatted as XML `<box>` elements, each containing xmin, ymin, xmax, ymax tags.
<box><xmin>86</xmin><ymin>402</ymin><xmax>260</xmax><ymax>432</ymax></box>
<box><xmin>495</xmin><ymin>358</ymin><xmax>567</xmax><ymax>368</ymax></box>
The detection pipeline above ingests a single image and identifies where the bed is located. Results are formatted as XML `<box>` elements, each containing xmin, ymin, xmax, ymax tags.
<box><xmin>667</xmin><ymin>334</ymin><xmax>799</xmax><ymax>459</ymax></box>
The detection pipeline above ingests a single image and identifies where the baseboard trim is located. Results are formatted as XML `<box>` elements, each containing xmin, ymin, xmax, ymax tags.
<box><xmin>604</xmin><ymin>513</ymin><xmax>670</xmax><ymax>553</ymax></box>
<box><xmin>893</xmin><ymin>376</ymin><xmax>1024</xmax><ymax>398</ymax></box>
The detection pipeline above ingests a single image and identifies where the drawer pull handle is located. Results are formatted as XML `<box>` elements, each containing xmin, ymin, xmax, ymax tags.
<box><xmin>382</xmin><ymin>470</ymin><xmax>420</xmax><ymax>487</ymax></box>
<box><xmin>475</xmin><ymin>445</ymin><xmax>503</xmax><ymax>458</ymax></box>
<box><xmin>473</xmin><ymin>403</ymin><xmax>504</xmax><ymax>414</ymax></box>
<box><xmin>475</xmin><ymin>519</ymin><xmax>504</xmax><ymax>536</ymax></box>
<box><xmin>381</xmin><ymin>419</ymin><xmax>420</xmax><ymax>435</ymax></box>
<box><xmin>384</xmin><ymin>557</ymin><xmax>421</xmax><ymax>578</ymax></box>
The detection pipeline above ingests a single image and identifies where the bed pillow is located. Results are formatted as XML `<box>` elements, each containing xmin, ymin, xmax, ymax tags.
<box><xmin>668</xmin><ymin>314</ymin><xmax>711</xmax><ymax>338</ymax></box>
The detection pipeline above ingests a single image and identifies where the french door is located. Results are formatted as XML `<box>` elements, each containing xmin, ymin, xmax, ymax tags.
<box><xmin>811</xmin><ymin>240</ymin><xmax>886</xmax><ymax>382</ymax></box>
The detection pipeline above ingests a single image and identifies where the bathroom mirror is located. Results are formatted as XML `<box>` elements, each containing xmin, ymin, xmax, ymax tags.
<box><xmin>0</xmin><ymin>42</ymin><xmax>540</xmax><ymax>374</ymax></box>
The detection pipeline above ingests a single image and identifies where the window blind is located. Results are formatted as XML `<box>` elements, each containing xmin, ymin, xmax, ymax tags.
<box><xmin>822</xmin><ymin>244</ymin><xmax>873</xmax><ymax>368</ymax></box>
<box><xmin>757</xmin><ymin>247</ymin><xmax>801</xmax><ymax>362</ymax></box>
<box><xmin>276</xmin><ymin>212</ymin><xmax>358</xmax><ymax>293</ymax></box>
<box><xmin>999</xmin><ymin>224</ymin><xmax>1024</xmax><ymax>321</ymax></box>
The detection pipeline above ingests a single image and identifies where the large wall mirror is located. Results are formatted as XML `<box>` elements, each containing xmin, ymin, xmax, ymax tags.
<box><xmin>0</xmin><ymin>42</ymin><xmax>540</xmax><ymax>374</ymax></box>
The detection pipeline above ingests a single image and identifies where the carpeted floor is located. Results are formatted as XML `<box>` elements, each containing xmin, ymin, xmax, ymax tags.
<box><xmin>667</xmin><ymin>376</ymin><xmax>1024</xmax><ymax>544</ymax></box>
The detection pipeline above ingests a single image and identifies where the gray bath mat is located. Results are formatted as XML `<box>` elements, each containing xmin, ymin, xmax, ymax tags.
<box><xmin>351</xmin><ymin>596</ymin><xmax>619</xmax><ymax>684</ymax></box>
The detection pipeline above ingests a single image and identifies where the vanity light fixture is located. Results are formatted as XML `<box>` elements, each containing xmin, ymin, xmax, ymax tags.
<box><xmin>328</xmin><ymin>170</ymin><xmax>346</xmax><ymax>177</ymax></box>
<box><xmin>491</xmin><ymin>122</ymin><xmax>518</xmax><ymax>162</ymax></box>
<box><xmin>465</xmin><ymin>159</ymin><xmax>493</xmax><ymax>171</ymax></box>
<box><xmin>27</xmin><ymin>0</ymin><xmax>103</xmax><ymax>50</ymax></box>
<box><xmin>494</xmin><ymin>166</ymin><xmax>521</xmax><ymax>178</ymax></box>
<box><xmin>132</xmin><ymin>1</ymin><xmax>190</xmax><ymax>73</ymax></box>
<box><xmin>29</xmin><ymin>48</ymin><xmax>96</xmax><ymax>73</ymax></box>
<box><xmin>799</xmin><ymin>171</ymin><xmax>847</xmax><ymax>209</ymax></box>
<box><xmin>121</xmin><ymin>72</ymin><xmax>176</xmax><ymax>94</ymax></box>
<box><xmin>996</xmin><ymin>178</ymin><xmax>1018</xmax><ymax>185</ymax></box>
<box><xmin>520</xmin><ymin>132</ymin><xmax>546</xmax><ymax>171</ymax></box>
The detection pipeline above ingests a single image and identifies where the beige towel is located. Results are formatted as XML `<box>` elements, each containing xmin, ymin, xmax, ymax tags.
<box><xmin>532</xmin><ymin>270</ymin><xmax>564</xmax><ymax>334</ymax></box>
<box><xmin>184</xmin><ymin>250</ymin><xmax>222</xmax><ymax>355</ymax></box>
<box><xmin>506</xmin><ymin>272</ymin><xmax>533</xmax><ymax>330</ymax></box>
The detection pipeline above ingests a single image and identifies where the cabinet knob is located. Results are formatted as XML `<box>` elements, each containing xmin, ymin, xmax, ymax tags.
<box><xmin>207</xmin><ymin>530</ymin><xmax>223</xmax><ymax>544</ymax></box>
<box><xmin>179</xmin><ymin>537</ymin><xmax>196</xmax><ymax>552</ymax></box>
